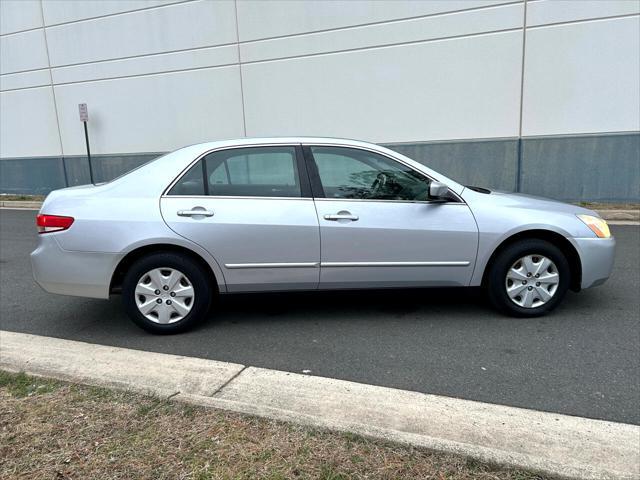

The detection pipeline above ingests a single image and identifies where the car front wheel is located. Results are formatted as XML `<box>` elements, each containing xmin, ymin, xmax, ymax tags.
<box><xmin>486</xmin><ymin>239</ymin><xmax>571</xmax><ymax>317</ymax></box>
<box><xmin>122</xmin><ymin>252</ymin><xmax>212</xmax><ymax>334</ymax></box>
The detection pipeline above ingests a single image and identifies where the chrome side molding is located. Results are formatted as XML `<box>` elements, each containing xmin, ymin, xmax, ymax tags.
<box><xmin>224</xmin><ymin>261</ymin><xmax>470</xmax><ymax>269</ymax></box>
<box><xmin>225</xmin><ymin>262</ymin><xmax>320</xmax><ymax>269</ymax></box>
<box><xmin>321</xmin><ymin>261</ymin><xmax>471</xmax><ymax>267</ymax></box>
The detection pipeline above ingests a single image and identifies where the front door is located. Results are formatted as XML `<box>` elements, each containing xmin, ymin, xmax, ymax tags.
<box><xmin>161</xmin><ymin>145</ymin><xmax>320</xmax><ymax>292</ymax></box>
<box><xmin>305</xmin><ymin>145</ymin><xmax>478</xmax><ymax>289</ymax></box>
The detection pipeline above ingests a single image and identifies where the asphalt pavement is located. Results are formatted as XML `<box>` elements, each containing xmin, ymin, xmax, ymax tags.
<box><xmin>1</xmin><ymin>208</ymin><xmax>638</xmax><ymax>424</ymax></box>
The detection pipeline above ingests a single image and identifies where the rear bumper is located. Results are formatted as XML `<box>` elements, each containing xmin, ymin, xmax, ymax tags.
<box><xmin>30</xmin><ymin>234</ymin><xmax>120</xmax><ymax>299</ymax></box>
<box><xmin>574</xmin><ymin>236</ymin><xmax>616</xmax><ymax>289</ymax></box>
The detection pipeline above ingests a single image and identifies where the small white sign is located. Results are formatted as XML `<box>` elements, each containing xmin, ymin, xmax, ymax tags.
<box><xmin>78</xmin><ymin>103</ymin><xmax>88</xmax><ymax>122</ymax></box>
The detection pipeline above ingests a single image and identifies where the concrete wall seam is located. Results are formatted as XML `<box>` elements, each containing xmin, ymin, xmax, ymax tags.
<box><xmin>38</xmin><ymin>0</ymin><xmax>65</xmax><ymax>159</ymax></box>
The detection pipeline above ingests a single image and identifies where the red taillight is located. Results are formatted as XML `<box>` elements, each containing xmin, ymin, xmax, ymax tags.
<box><xmin>36</xmin><ymin>214</ymin><xmax>74</xmax><ymax>234</ymax></box>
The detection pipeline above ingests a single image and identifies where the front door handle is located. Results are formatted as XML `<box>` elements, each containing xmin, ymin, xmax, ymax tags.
<box><xmin>324</xmin><ymin>211</ymin><xmax>359</xmax><ymax>221</ymax></box>
<box><xmin>177</xmin><ymin>208</ymin><xmax>214</xmax><ymax>217</ymax></box>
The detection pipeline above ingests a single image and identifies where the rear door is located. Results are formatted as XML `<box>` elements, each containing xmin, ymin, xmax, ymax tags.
<box><xmin>161</xmin><ymin>145</ymin><xmax>320</xmax><ymax>292</ymax></box>
<box><xmin>305</xmin><ymin>145</ymin><xmax>478</xmax><ymax>289</ymax></box>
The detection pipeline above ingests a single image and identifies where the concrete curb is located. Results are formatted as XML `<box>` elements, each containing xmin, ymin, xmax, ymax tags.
<box><xmin>1</xmin><ymin>330</ymin><xmax>638</xmax><ymax>480</ymax></box>
<box><xmin>598</xmin><ymin>210</ymin><xmax>640</xmax><ymax>221</ymax></box>
<box><xmin>0</xmin><ymin>200</ymin><xmax>43</xmax><ymax>209</ymax></box>
<box><xmin>0</xmin><ymin>200</ymin><xmax>638</xmax><ymax>221</ymax></box>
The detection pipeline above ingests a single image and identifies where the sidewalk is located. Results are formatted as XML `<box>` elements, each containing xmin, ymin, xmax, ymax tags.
<box><xmin>2</xmin><ymin>330</ymin><xmax>638</xmax><ymax>480</ymax></box>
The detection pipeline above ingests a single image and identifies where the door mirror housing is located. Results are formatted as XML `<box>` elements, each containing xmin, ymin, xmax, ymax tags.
<box><xmin>428</xmin><ymin>181</ymin><xmax>449</xmax><ymax>200</ymax></box>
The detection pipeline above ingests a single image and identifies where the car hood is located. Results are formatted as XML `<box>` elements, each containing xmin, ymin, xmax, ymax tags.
<box><xmin>463</xmin><ymin>188</ymin><xmax>599</xmax><ymax>217</ymax></box>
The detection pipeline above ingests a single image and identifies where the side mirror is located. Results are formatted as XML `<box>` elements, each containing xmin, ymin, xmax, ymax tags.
<box><xmin>429</xmin><ymin>181</ymin><xmax>449</xmax><ymax>200</ymax></box>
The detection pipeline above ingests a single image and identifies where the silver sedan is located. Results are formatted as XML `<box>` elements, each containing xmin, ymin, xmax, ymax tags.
<box><xmin>31</xmin><ymin>138</ymin><xmax>615</xmax><ymax>334</ymax></box>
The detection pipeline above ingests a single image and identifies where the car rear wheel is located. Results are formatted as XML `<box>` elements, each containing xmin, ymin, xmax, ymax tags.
<box><xmin>122</xmin><ymin>252</ymin><xmax>212</xmax><ymax>334</ymax></box>
<box><xmin>486</xmin><ymin>239</ymin><xmax>570</xmax><ymax>317</ymax></box>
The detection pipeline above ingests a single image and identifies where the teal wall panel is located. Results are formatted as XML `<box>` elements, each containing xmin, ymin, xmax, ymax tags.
<box><xmin>1</xmin><ymin>135</ymin><xmax>638</xmax><ymax>202</ymax></box>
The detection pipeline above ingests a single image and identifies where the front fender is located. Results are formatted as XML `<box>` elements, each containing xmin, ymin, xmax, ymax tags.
<box><xmin>470</xmin><ymin>223</ymin><xmax>582</xmax><ymax>287</ymax></box>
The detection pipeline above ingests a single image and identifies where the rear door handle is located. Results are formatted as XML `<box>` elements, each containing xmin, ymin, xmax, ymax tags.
<box><xmin>324</xmin><ymin>212</ymin><xmax>359</xmax><ymax>221</ymax></box>
<box><xmin>177</xmin><ymin>208</ymin><xmax>214</xmax><ymax>217</ymax></box>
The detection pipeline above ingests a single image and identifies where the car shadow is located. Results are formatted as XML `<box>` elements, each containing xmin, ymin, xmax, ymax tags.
<box><xmin>47</xmin><ymin>284</ymin><xmax>590</xmax><ymax>341</ymax></box>
<box><xmin>212</xmin><ymin>286</ymin><xmax>489</xmax><ymax>321</ymax></box>
<box><xmin>32</xmin><ymin>281</ymin><xmax>600</xmax><ymax>340</ymax></box>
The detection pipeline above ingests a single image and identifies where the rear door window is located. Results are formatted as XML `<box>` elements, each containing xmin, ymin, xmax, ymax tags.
<box><xmin>168</xmin><ymin>146</ymin><xmax>303</xmax><ymax>197</ymax></box>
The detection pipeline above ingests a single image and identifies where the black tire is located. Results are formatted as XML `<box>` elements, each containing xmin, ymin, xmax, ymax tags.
<box><xmin>485</xmin><ymin>239</ymin><xmax>570</xmax><ymax>317</ymax></box>
<box><xmin>122</xmin><ymin>252</ymin><xmax>213</xmax><ymax>334</ymax></box>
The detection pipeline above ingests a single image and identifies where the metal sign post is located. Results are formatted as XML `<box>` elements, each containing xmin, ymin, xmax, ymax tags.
<box><xmin>78</xmin><ymin>103</ymin><xmax>94</xmax><ymax>184</ymax></box>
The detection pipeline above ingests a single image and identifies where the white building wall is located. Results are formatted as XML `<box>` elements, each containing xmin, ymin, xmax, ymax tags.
<box><xmin>2</xmin><ymin>0</ymin><xmax>639</xmax><ymax>157</ymax></box>
<box><xmin>0</xmin><ymin>0</ymin><xmax>639</xmax><ymax>200</ymax></box>
<box><xmin>240</xmin><ymin>2</ymin><xmax>524</xmax><ymax>142</ymax></box>
<box><xmin>0</xmin><ymin>0</ymin><xmax>42</xmax><ymax>35</ymax></box>
<box><xmin>522</xmin><ymin>14</ymin><xmax>640</xmax><ymax>136</ymax></box>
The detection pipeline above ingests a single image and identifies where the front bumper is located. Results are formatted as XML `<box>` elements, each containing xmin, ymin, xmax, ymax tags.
<box><xmin>574</xmin><ymin>236</ymin><xmax>616</xmax><ymax>289</ymax></box>
<box><xmin>30</xmin><ymin>234</ymin><xmax>120</xmax><ymax>299</ymax></box>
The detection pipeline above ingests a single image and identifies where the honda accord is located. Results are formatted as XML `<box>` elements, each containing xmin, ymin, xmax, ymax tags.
<box><xmin>31</xmin><ymin>138</ymin><xmax>615</xmax><ymax>333</ymax></box>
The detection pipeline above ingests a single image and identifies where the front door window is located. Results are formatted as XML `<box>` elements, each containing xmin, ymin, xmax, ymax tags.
<box><xmin>310</xmin><ymin>146</ymin><xmax>430</xmax><ymax>201</ymax></box>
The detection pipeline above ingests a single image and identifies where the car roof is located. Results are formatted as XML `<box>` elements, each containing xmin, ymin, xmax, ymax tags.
<box><xmin>115</xmin><ymin>136</ymin><xmax>464</xmax><ymax>197</ymax></box>
<box><xmin>183</xmin><ymin>136</ymin><xmax>384</xmax><ymax>152</ymax></box>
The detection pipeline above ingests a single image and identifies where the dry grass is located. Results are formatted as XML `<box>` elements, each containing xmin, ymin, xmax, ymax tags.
<box><xmin>1</xmin><ymin>371</ymin><xmax>546</xmax><ymax>480</ymax></box>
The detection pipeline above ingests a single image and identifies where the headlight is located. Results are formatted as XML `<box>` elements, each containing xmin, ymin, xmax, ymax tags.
<box><xmin>577</xmin><ymin>214</ymin><xmax>611</xmax><ymax>238</ymax></box>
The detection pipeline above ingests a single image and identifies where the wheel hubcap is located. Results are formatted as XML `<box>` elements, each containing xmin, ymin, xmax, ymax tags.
<box><xmin>135</xmin><ymin>268</ymin><xmax>195</xmax><ymax>324</ymax></box>
<box><xmin>505</xmin><ymin>254</ymin><xmax>559</xmax><ymax>308</ymax></box>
